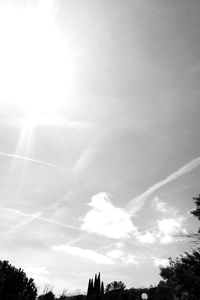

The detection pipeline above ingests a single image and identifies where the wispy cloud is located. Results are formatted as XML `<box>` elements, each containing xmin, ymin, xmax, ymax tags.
<box><xmin>25</xmin><ymin>266</ymin><xmax>50</xmax><ymax>284</ymax></box>
<box><xmin>0</xmin><ymin>151</ymin><xmax>68</xmax><ymax>172</ymax></box>
<box><xmin>81</xmin><ymin>193</ymin><xmax>137</xmax><ymax>239</ymax></box>
<box><xmin>72</xmin><ymin>147</ymin><xmax>97</xmax><ymax>172</ymax></box>
<box><xmin>126</xmin><ymin>157</ymin><xmax>200</xmax><ymax>215</ymax></box>
<box><xmin>106</xmin><ymin>249</ymin><xmax>139</xmax><ymax>265</ymax></box>
<box><xmin>152</xmin><ymin>196</ymin><xmax>178</xmax><ymax>216</ymax></box>
<box><xmin>51</xmin><ymin>244</ymin><xmax>114</xmax><ymax>265</ymax></box>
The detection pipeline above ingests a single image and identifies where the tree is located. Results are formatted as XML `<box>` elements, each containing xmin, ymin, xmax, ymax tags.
<box><xmin>87</xmin><ymin>279</ymin><xmax>93</xmax><ymax>297</ymax></box>
<box><xmin>159</xmin><ymin>194</ymin><xmax>200</xmax><ymax>299</ymax></box>
<box><xmin>160</xmin><ymin>252</ymin><xmax>200</xmax><ymax>299</ymax></box>
<box><xmin>191</xmin><ymin>194</ymin><xmax>200</xmax><ymax>221</ymax></box>
<box><xmin>0</xmin><ymin>260</ymin><xmax>37</xmax><ymax>300</ymax></box>
<box><xmin>105</xmin><ymin>281</ymin><xmax>126</xmax><ymax>293</ymax></box>
<box><xmin>38</xmin><ymin>291</ymin><xmax>55</xmax><ymax>300</ymax></box>
<box><xmin>186</xmin><ymin>194</ymin><xmax>200</xmax><ymax>244</ymax></box>
<box><xmin>100</xmin><ymin>281</ymin><xmax>104</xmax><ymax>295</ymax></box>
<box><xmin>156</xmin><ymin>280</ymin><xmax>174</xmax><ymax>300</ymax></box>
<box><xmin>96</xmin><ymin>272</ymin><xmax>101</xmax><ymax>295</ymax></box>
<box><xmin>87</xmin><ymin>273</ymin><xmax>104</xmax><ymax>298</ymax></box>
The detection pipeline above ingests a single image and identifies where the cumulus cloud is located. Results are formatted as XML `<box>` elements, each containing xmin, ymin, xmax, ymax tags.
<box><xmin>158</xmin><ymin>218</ymin><xmax>182</xmax><ymax>235</ymax></box>
<box><xmin>136</xmin><ymin>231</ymin><xmax>156</xmax><ymax>244</ymax></box>
<box><xmin>152</xmin><ymin>257</ymin><xmax>169</xmax><ymax>267</ymax></box>
<box><xmin>52</xmin><ymin>244</ymin><xmax>114</xmax><ymax>265</ymax></box>
<box><xmin>81</xmin><ymin>193</ymin><xmax>137</xmax><ymax>239</ymax></box>
<box><xmin>126</xmin><ymin>157</ymin><xmax>200</xmax><ymax>216</ymax></box>
<box><xmin>135</xmin><ymin>217</ymin><xmax>186</xmax><ymax>245</ymax></box>
<box><xmin>157</xmin><ymin>217</ymin><xmax>186</xmax><ymax>244</ymax></box>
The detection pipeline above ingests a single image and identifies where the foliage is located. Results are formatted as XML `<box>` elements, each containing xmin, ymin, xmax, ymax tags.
<box><xmin>0</xmin><ymin>260</ymin><xmax>37</xmax><ymax>300</ymax></box>
<box><xmin>58</xmin><ymin>288</ymin><xmax>69</xmax><ymax>299</ymax></box>
<box><xmin>100</xmin><ymin>282</ymin><xmax>104</xmax><ymax>295</ymax></box>
<box><xmin>160</xmin><ymin>251</ymin><xmax>200</xmax><ymax>299</ymax></box>
<box><xmin>105</xmin><ymin>281</ymin><xmax>126</xmax><ymax>293</ymax></box>
<box><xmin>38</xmin><ymin>291</ymin><xmax>55</xmax><ymax>300</ymax></box>
<box><xmin>191</xmin><ymin>194</ymin><xmax>200</xmax><ymax>222</ymax></box>
<box><xmin>87</xmin><ymin>273</ymin><xmax>104</xmax><ymax>297</ymax></box>
<box><xmin>159</xmin><ymin>193</ymin><xmax>200</xmax><ymax>299</ymax></box>
<box><xmin>156</xmin><ymin>281</ymin><xmax>173</xmax><ymax>300</ymax></box>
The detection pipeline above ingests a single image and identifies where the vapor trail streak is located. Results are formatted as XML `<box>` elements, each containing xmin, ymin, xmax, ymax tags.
<box><xmin>127</xmin><ymin>157</ymin><xmax>200</xmax><ymax>216</ymax></box>
<box><xmin>0</xmin><ymin>151</ymin><xmax>68</xmax><ymax>172</ymax></box>
<box><xmin>0</xmin><ymin>207</ymin><xmax>81</xmax><ymax>232</ymax></box>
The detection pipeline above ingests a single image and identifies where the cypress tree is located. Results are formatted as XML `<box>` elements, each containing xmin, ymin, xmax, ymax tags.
<box><xmin>97</xmin><ymin>272</ymin><xmax>101</xmax><ymax>295</ymax></box>
<box><xmin>87</xmin><ymin>279</ymin><xmax>91</xmax><ymax>297</ymax></box>
<box><xmin>100</xmin><ymin>281</ymin><xmax>104</xmax><ymax>295</ymax></box>
<box><xmin>91</xmin><ymin>278</ymin><xmax>94</xmax><ymax>296</ymax></box>
<box><xmin>94</xmin><ymin>274</ymin><xmax>97</xmax><ymax>295</ymax></box>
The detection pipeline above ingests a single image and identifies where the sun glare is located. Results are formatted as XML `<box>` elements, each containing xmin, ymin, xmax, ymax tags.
<box><xmin>0</xmin><ymin>0</ymin><xmax>76</xmax><ymax>118</ymax></box>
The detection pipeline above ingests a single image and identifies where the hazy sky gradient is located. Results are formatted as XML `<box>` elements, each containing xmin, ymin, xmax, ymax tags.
<box><xmin>0</xmin><ymin>0</ymin><xmax>200</xmax><ymax>295</ymax></box>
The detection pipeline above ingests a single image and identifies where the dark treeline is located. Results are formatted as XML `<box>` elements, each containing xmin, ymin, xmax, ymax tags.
<box><xmin>1</xmin><ymin>194</ymin><xmax>200</xmax><ymax>300</ymax></box>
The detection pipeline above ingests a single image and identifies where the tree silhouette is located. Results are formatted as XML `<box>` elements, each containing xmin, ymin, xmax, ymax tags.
<box><xmin>38</xmin><ymin>291</ymin><xmax>55</xmax><ymax>300</ymax></box>
<box><xmin>87</xmin><ymin>273</ymin><xmax>104</xmax><ymax>297</ymax></box>
<box><xmin>159</xmin><ymin>194</ymin><xmax>200</xmax><ymax>299</ymax></box>
<box><xmin>0</xmin><ymin>260</ymin><xmax>37</xmax><ymax>300</ymax></box>
<box><xmin>87</xmin><ymin>279</ymin><xmax>93</xmax><ymax>297</ymax></box>
<box><xmin>100</xmin><ymin>281</ymin><xmax>104</xmax><ymax>295</ymax></box>
<box><xmin>160</xmin><ymin>252</ymin><xmax>200</xmax><ymax>299</ymax></box>
<box><xmin>191</xmin><ymin>194</ymin><xmax>200</xmax><ymax>221</ymax></box>
<box><xmin>105</xmin><ymin>281</ymin><xmax>126</xmax><ymax>293</ymax></box>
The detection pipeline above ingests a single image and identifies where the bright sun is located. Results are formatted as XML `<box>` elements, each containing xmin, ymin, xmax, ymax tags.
<box><xmin>0</xmin><ymin>0</ymin><xmax>76</xmax><ymax>119</ymax></box>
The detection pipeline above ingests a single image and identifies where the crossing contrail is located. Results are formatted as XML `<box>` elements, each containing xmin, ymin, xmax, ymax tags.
<box><xmin>0</xmin><ymin>151</ymin><xmax>68</xmax><ymax>172</ymax></box>
<box><xmin>1</xmin><ymin>207</ymin><xmax>81</xmax><ymax>232</ymax></box>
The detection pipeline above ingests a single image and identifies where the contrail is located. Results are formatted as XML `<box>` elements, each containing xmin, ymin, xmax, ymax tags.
<box><xmin>0</xmin><ymin>151</ymin><xmax>68</xmax><ymax>172</ymax></box>
<box><xmin>10</xmin><ymin>212</ymin><xmax>42</xmax><ymax>231</ymax></box>
<box><xmin>126</xmin><ymin>157</ymin><xmax>200</xmax><ymax>216</ymax></box>
<box><xmin>1</xmin><ymin>206</ymin><xmax>81</xmax><ymax>232</ymax></box>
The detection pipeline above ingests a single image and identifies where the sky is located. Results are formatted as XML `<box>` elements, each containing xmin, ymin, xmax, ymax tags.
<box><xmin>0</xmin><ymin>0</ymin><xmax>200</xmax><ymax>296</ymax></box>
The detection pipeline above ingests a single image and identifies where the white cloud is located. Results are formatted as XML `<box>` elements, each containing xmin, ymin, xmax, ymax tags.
<box><xmin>158</xmin><ymin>218</ymin><xmax>182</xmax><ymax>235</ymax></box>
<box><xmin>107</xmin><ymin>249</ymin><xmax>124</xmax><ymax>259</ymax></box>
<box><xmin>136</xmin><ymin>231</ymin><xmax>156</xmax><ymax>244</ymax></box>
<box><xmin>152</xmin><ymin>196</ymin><xmax>177</xmax><ymax>215</ymax></box>
<box><xmin>81</xmin><ymin>193</ymin><xmax>137</xmax><ymax>239</ymax></box>
<box><xmin>121</xmin><ymin>254</ymin><xmax>139</xmax><ymax>265</ymax></box>
<box><xmin>152</xmin><ymin>257</ymin><xmax>169</xmax><ymax>267</ymax></box>
<box><xmin>52</xmin><ymin>244</ymin><xmax>114</xmax><ymax>265</ymax></box>
<box><xmin>106</xmin><ymin>249</ymin><xmax>139</xmax><ymax>265</ymax></box>
<box><xmin>25</xmin><ymin>266</ymin><xmax>50</xmax><ymax>283</ymax></box>
<box><xmin>135</xmin><ymin>217</ymin><xmax>186</xmax><ymax>245</ymax></box>
<box><xmin>72</xmin><ymin>148</ymin><xmax>97</xmax><ymax>172</ymax></box>
<box><xmin>157</xmin><ymin>218</ymin><xmax>186</xmax><ymax>244</ymax></box>
<box><xmin>126</xmin><ymin>157</ymin><xmax>200</xmax><ymax>216</ymax></box>
<box><xmin>160</xmin><ymin>235</ymin><xmax>173</xmax><ymax>244</ymax></box>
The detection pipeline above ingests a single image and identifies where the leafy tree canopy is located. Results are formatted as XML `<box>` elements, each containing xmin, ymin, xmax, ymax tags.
<box><xmin>105</xmin><ymin>281</ymin><xmax>126</xmax><ymax>293</ymax></box>
<box><xmin>0</xmin><ymin>260</ymin><xmax>37</xmax><ymax>300</ymax></box>
<box><xmin>159</xmin><ymin>194</ymin><xmax>200</xmax><ymax>299</ymax></box>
